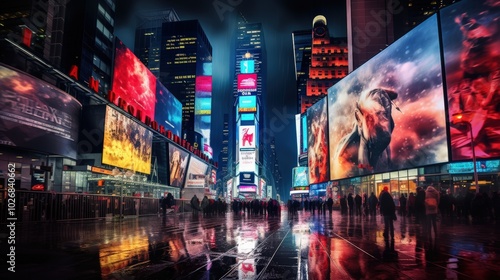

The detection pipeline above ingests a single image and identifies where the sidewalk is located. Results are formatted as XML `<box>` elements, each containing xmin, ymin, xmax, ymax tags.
<box><xmin>1</xmin><ymin>210</ymin><xmax>500</xmax><ymax>279</ymax></box>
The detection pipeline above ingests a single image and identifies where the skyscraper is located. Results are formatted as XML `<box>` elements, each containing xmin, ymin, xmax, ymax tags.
<box><xmin>294</xmin><ymin>16</ymin><xmax>348</xmax><ymax>114</ymax></box>
<box><xmin>231</xmin><ymin>18</ymin><xmax>274</xmax><ymax>200</ymax></box>
<box><xmin>134</xmin><ymin>9</ymin><xmax>180</xmax><ymax>78</ymax></box>
<box><xmin>159</xmin><ymin>19</ymin><xmax>213</xmax><ymax>148</ymax></box>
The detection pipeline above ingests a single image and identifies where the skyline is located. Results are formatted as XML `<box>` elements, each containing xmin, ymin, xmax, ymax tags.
<box><xmin>115</xmin><ymin>0</ymin><xmax>348</xmax><ymax>198</ymax></box>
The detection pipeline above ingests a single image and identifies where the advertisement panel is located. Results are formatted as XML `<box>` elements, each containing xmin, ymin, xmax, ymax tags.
<box><xmin>259</xmin><ymin>178</ymin><xmax>266</xmax><ymax>198</ymax></box>
<box><xmin>102</xmin><ymin>106</ymin><xmax>153</xmax><ymax>174</ymax></box>
<box><xmin>239</xmin><ymin>172</ymin><xmax>255</xmax><ymax>184</ymax></box>
<box><xmin>0</xmin><ymin>64</ymin><xmax>82</xmax><ymax>159</ymax></box>
<box><xmin>292</xmin><ymin>167</ymin><xmax>309</xmax><ymax>187</ymax></box>
<box><xmin>239</xmin><ymin>150</ymin><xmax>255</xmax><ymax>172</ymax></box>
<box><xmin>237</xmin><ymin>74</ymin><xmax>257</xmax><ymax>92</ymax></box>
<box><xmin>440</xmin><ymin>0</ymin><xmax>500</xmax><ymax>161</ymax></box>
<box><xmin>195</xmin><ymin>76</ymin><xmax>212</xmax><ymax>97</ymax></box>
<box><xmin>240</xmin><ymin>125</ymin><xmax>256</xmax><ymax>149</ymax></box>
<box><xmin>168</xmin><ymin>143</ymin><xmax>189</xmax><ymax>187</ymax></box>
<box><xmin>112</xmin><ymin>38</ymin><xmax>157</xmax><ymax>123</ymax></box>
<box><xmin>239</xmin><ymin>185</ymin><xmax>257</xmax><ymax>192</ymax></box>
<box><xmin>155</xmin><ymin>81</ymin><xmax>182</xmax><ymax>137</ymax></box>
<box><xmin>328</xmin><ymin>15</ymin><xmax>448</xmax><ymax>180</ymax></box>
<box><xmin>238</xmin><ymin>96</ymin><xmax>257</xmax><ymax>112</ymax></box>
<box><xmin>301</xmin><ymin>114</ymin><xmax>308</xmax><ymax>154</ymax></box>
<box><xmin>240</xmin><ymin>60</ymin><xmax>255</xmax><ymax>74</ymax></box>
<box><xmin>184</xmin><ymin>156</ymin><xmax>208</xmax><ymax>188</ymax></box>
<box><xmin>307</xmin><ymin>98</ymin><xmax>330</xmax><ymax>184</ymax></box>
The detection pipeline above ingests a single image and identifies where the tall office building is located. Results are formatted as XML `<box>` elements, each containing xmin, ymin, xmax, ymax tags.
<box><xmin>347</xmin><ymin>0</ymin><xmax>459</xmax><ymax>72</ymax></box>
<box><xmin>292</xmin><ymin>30</ymin><xmax>312</xmax><ymax>114</ymax></box>
<box><xmin>231</xmin><ymin>18</ymin><xmax>273</xmax><ymax>200</ymax></box>
<box><xmin>294</xmin><ymin>16</ymin><xmax>348</xmax><ymax>114</ymax></box>
<box><xmin>159</xmin><ymin>20</ymin><xmax>213</xmax><ymax>148</ymax></box>
<box><xmin>0</xmin><ymin>0</ymin><xmax>116</xmax><ymax>97</ymax></box>
<box><xmin>134</xmin><ymin>10</ymin><xmax>180</xmax><ymax>78</ymax></box>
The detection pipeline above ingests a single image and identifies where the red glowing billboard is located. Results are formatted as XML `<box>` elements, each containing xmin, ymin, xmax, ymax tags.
<box><xmin>328</xmin><ymin>15</ymin><xmax>448</xmax><ymax>180</ymax></box>
<box><xmin>237</xmin><ymin>74</ymin><xmax>257</xmax><ymax>92</ymax></box>
<box><xmin>440</xmin><ymin>0</ymin><xmax>500</xmax><ymax>161</ymax></box>
<box><xmin>112</xmin><ymin>39</ymin><xmax>157</xmax><ymax>123</ymax></box>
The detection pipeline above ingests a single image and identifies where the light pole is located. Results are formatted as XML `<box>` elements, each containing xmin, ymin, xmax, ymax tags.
<box><xmin>452</xmin><ymin>111</ymin><xmax>479</xmax><ymax>193</ymax></box>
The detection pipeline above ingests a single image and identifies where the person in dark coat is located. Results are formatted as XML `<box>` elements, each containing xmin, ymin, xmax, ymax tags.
<box><xmin>368</xmin><ymin>192</ymin><xmax>378</xmax><ymax>217</ymax></box>
<box><xmin>379</xmin><ymin>186</ymin><xmax>396</xmax><ymax>250</ymax></box>
<box><xmin>347</xmin><ymin>193</ymin><xmax>355</xmax><ymax>216</ymax></box>
<box><xmin>415</xmin><ymin>187</ymin><xmax>426</xmax><ymax>225</ymax></box>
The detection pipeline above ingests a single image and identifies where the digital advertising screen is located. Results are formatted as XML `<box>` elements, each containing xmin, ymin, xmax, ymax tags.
<box><xmin>440</xmin><ymin>0</ymin><xmax>500</xmax><ymax>161</ymax></box>
<box><xmin>155</xmin><ymin>81</ymin><xmax>182</xmax><ymax>137</ymax></box>
<box><xmin>292</xmin><ymin>167</ymin><xmax>309</xmax><ymax>187</ymax></box>
<box><xmin>307</xmin><ymin>97</ymin><xmax>330</xmax><ymax>184</ymax></box>
<box><xmin>195</xmin><ymin>97</ymin><xmax>212</xmax><ymax>115</ymax></box>
<box><xmin>240</xmin><ymin>125</ymin><xmax>256</xmax><ymax>149</ymax></box>
<box><xmin>237</xmin><ymin>74</ymin><xmax>257</xmax><ymax>92</ymax></box>
<box><xmin>184</xmin><ymin>156</ymin><xmax>208</xmax><ymax>188</ymax></box>
<box><xmin>102</xmin><ymin>106</ymin><xmax>153</xmax><ymax>174</ymax></box>
<box><xmin>240</xmin><ymin>60</ymin><xmax>255</xmax><ymax>74</ymax></box>
<box><xmin>238</xmin><ymin>96</ymin><xmax>257</xmax><ymax>113</ymax></box>
<box><xmin>301</xmin><ymin>113</ymin><xmax>308</xmax><ymax>154</ymax></box>
<box><xmin>328</xmin><ymin>15</ymin><xmax>448</xmax><ymax>180</ymax></box>
<box><xmin>168</xmin><ymin>143</ymin><xmax>189</xmax><ymax>187</ymax></box>
<box><xmin>239</xmin><ymin>149</ymin><xmax>256</xmax><ymax>172</ymax></box>
<box><xmin>195</xmin><ymin>75</ymin><xmax>212</xmax><ymax>98</ymax></box>
<box><xmin>112</xmin><ymin>38</ymin><xmax>157</xmax><ymax>123</ymax></box>
<box><xmin>239</xmin><ymin>185</ymin><xmax>257</xmax><ymax>192</ymax></box>
<box><xmin>0</xmin><ymin>64</ymin><xmax>82</xmax><ymax>159</ymax></box>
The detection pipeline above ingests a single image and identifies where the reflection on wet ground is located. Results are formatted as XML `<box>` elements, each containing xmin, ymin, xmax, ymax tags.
<box><xmin>4</xmin><ymin>210</ymin><xmax>500</xmax><ymax>279</ymax></box>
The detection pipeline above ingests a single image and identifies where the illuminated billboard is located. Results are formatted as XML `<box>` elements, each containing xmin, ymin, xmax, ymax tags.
<box><xmin>237</xmin><ymin>74</ymin><xmax>257</xmax><ymax>92</ymax></box>
<box><xmin>239</xmin><ymin>185</ymin><xmax>257</xmax><ymax>192</ymax></box>
<box><xmin>292</xmin><ymin>167</ymin><xmax>309</xmax><ymax>187</ymax></box>
<box><xmin>112</xmin><ymin>38</ymin><xmax>157</xmax><ymax>123</ymax></box>
<box><xmin>240</xmin><ymin>60</ymin><xmax>255</xmax><ymax>74</ymax></box>
<box><xmin>168</xmin><ymin>143</ymin><xmax>189</xmax><ymax>187</ymax></box>
<box><xmin>195</xmin><ymin>76</ymin><xmax>212</xmax><ymax>98</ymax></box>
<box><xmin>184</xmin><ymin>156</ymin><xmax>208</xmax><ymax>188</ymax></box>
<box><xmin>301</xmin><ymin>114</ymin><xmax>308</xmax><ymax>154</ymax></box>
<box><xmin>102</xmin><ymin>106</ymin><xmax>153</xmax><ymax>174</ymax></box>
<box><xmin>238</xmin><ymin>96</ymin><xmax>257</xmax><ymax>113</ymax></box>
<box><xmin>328</xmin><ymin>15</ymin><xmax>448</xmax><ymax>180</ymax></box>
<box><xmin>239</xmin><ymin>150</ymin><xmax>256</xmax><ymax>172</ymax></box>
<box><xmin>155</xmin><ymin>81</ymin><xmax>182</xmax><ymax>137</ymax></box>
<box><xmin>0</xmin><ymin>64</ymin><xmax>82</xmax><ymax>159</ymax></box>
<box><xmin>307</xmin><ymin>97</ymin><xmax>330</xmax><ymax>184</ymax></box>
<box><xmin>440</xmin><ymin>0</ymin><xmax>500</xmax><ymax>161</ymax></box>
<box><xmin>195</xmin><ymin>98</ymin><xmax>212</xmax><ymax>115</ymax></box>
<box><xmin>240</xmin><ymin>126</ymin><xmax>256</xmax><ymax>149</ymax></box>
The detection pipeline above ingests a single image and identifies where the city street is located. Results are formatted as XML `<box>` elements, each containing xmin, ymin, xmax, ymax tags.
<box><xmin>2</xmin><ymin>209</ymin><xmax>500</xmax><ymax>279</ymax></box>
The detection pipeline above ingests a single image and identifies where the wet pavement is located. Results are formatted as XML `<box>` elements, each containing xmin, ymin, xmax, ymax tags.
<box><xmin>2</xmin><ymin>209</ymin><xmax>500</xmax><ymax>280</ymax></box>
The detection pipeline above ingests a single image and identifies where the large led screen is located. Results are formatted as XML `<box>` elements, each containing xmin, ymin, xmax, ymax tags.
<box><xmin>328</xmin><ymin>15</ymin><xmax>448</xmax><ymax>180</ymax></box>
<box><xmin>292</xmin><ymin>167</ymin><xmax>309</xmax><ymax>187</ymax></box>
<box><xmin>102</xmin><ymin>106</ymin><xmax>153</xmax><ymax>174</ymax></box>
<box><xmin>0</xmin><ymin>64</ymin><xmax>82</xmax><ymax>159</ymax></box>
<box><xmin>155</xmin><ymin>81</ymin><xmax>182</xmax><ymax>137</ymax></box>
<box><xmin>440</xmin><ymin>0</ymin><xmax>500</xmax><ymax>161</ymax></box>
<box><xmin>238</xmin><ymin>96</ymin><xmax>257</xmax><ymax>112</ymax></box>
<box><xmin>240</xmin><ymin>125</ymin><xmax>256</xmax><ymax>149</ymax></box>
<box><xmin>168</xmin><ymin>143</ymin><xmax>189</xmax><ymax>187</ymax></box>
<box><xmin>112</xmin><ymin>38</ymin><xmax>157</xmax><ymax>123</ymax></box>
<box><xmin>184</xmin><ymin>156</ymin><xmax>208</xmax><ymax>188</ymax></box>
<box><xmin>307</xmin><ymin>98</ymin><xmax>330</xmax><ymax>184</ymax></box>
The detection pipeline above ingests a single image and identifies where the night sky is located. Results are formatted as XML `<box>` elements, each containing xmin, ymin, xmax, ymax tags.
<box><xmin>115</xmin><ymin>0</ymin><xmax>347</xmax><ymax>200</ymax></box>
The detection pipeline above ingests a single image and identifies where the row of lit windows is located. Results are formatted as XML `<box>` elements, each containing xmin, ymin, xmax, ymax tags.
<box><xmin>93</xmin><ymin>54</ymin><xmax>110</xmax><ymax>76</ymax></box>
<box><xmin>174</xmin><ymin>75</ymin><xmax>195</xmax><ymax>79</ymax></box>
<box><xmin>96</xmin><ymin>19</ymin><xmax>113</xmax><ymax>42</ymax></box>
<box><xmin>97</xmin><ymin>4</ymin><xmax>114</xmax><ymax>26</ymax></box>
<box><xmin>174</xmin><ymin>60</ymin><xmax>196</xmax><ymax>64</ymax></box>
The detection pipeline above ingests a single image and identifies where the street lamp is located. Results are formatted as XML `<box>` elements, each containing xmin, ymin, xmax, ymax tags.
<box><xmin>452</xmin><ymin>111</ymin><xmax>479</xmax><ymax>193</ymax></box>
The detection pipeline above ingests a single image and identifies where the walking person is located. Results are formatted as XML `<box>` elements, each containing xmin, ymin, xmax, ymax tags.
<box><xmin>368</xmin><ymin>192</ymin><xmax>378</xmax><ymax>217</ymax></box>
<box><xmin>191</xmin><ymin>194</ymin><xmax>200</xmax><ymax>216</ymax></box>
<box><xmin>399</xmin><ymin>193</ymin><xmax>407</xmax><ymax>217</ymax></box>
<box><xmin>379</xmin><ymin>187</ymin><xmax>396</xmax><ymax>252</ymax></box>
<box><xmin>424</xmin><ymin>186</ymin><xmax>440</xmax><ymax>248</ymax></box>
